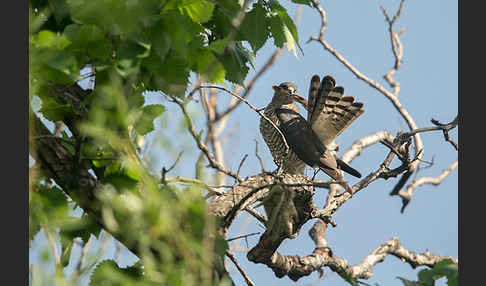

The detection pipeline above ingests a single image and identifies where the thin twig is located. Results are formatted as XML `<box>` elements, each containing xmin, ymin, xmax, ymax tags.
<box><xmin>236</xmin><ymin>154</ymin><xmax>249</xmax><ymax>183</ymax></box>
<box><xmin>227</xmin><ymin>232</ymin><xmax>261</xmax><ymax>242</ymax></box>
<box><xmin>169</xmin><ymin>95</ymin><xmax>243</xmax><ymax>182</ymax></box>
<box><xmin>244</xmin><ymin>205</ymin><xmax>267</xmax><ymax>225</ymax></box>
<box><xmin>71</xmin><ymin>237</ymin><xmax>93</xmax><ymax>281</ymax></box>
<box><xmin>199</xmin><ymin>85</ymin><xmax>290</xmax><ymax>155</ymax></box>
<box><xmin>226</xmin><ymin>251</ymin><xmax>257</xmax><ymax>286</ymax></box>
<box><xmin>254</xmin><ymin>140</ymin><xmax>266</xmax><ymax>172</ymax></box>
<box><xmin>164</xmin><ymin>176</ymin><xmax>225</xmax><ymax>196</ymax></box>
<box><xmin>161</xmin><ymin>151</ymin><xmax>184</xmax><ymax>182</ymax></box>
<box><xmin>43</xmin><ymin>226</ymin><xmax>60</xmax><ymax>266</ymax></box>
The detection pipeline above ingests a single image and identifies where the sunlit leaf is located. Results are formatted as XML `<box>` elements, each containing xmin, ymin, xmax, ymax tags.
<box><xmin>238</xmin><ymin>1</ymin><xmax>269</xmax><ymax>53</ymax></box>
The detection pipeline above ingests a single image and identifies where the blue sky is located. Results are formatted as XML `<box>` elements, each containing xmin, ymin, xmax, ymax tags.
<box><xmin>30</xmin><ymin>0</ymin><xmax>457</xmax><ymax>285</ymax></box>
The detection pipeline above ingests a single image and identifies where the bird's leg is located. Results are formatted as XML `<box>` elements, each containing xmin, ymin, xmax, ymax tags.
<box><xmin>311</xmin><ymin>168</ymin><xmax>320</xmax><ymax>180</ymax></box>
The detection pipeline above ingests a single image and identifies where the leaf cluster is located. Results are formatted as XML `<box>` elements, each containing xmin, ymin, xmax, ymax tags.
<box><xmin>29</xmin><ymin>0</ymin><xmax>304</xmax><ymax>284</ymax></box>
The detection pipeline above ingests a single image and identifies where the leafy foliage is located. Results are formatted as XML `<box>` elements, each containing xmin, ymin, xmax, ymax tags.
<box><xmin>397</xmin><ymin>259</ymin><xmax>458</xmax><ymax>286</ymax></box>
<box><xmin>89</xmin><ymin>260</ymin><xmax>148</xmax><ymax>286</ymax></box>
<box><xmin>29</xmin><ymin>0</ymin><xmax>303</xmax><ymax>284</ymax></box>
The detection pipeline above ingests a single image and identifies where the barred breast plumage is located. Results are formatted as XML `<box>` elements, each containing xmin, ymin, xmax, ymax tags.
<box><xmin>260</xmin><ymin>101</ymin><xmax>306</xmax><ymax>174</ymax></box>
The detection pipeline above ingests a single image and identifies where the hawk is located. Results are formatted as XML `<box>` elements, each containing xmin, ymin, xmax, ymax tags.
<box><xmin>261</xmin><ymin>76</ymin><xmax>363</xmax><ymax>194</ymax></box>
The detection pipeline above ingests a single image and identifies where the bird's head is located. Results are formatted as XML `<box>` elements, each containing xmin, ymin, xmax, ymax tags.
<box><xmin>272</xmin><ymin>82</ymin><xmax>302</xmax><ymax>104</ymax></box>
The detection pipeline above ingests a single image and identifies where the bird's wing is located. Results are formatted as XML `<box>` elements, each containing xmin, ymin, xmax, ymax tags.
<box><xmin>276</xmin><ymin>108</ymin><xmax>360</xmax><ymax>184</ymax></box>
<box><xmin>275</xmin><ymin>108</ymin><xmax>326</xmax><ymax>166</ymax></box>
<box><xmin>310</xmin><ymin>76</ymin><xmax>364</xmax><ymax>146</ymax></box>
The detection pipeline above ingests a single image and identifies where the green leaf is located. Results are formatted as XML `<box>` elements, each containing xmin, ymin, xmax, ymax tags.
<box><xmin>29</xmin><ymin>184</ymin><xmax>70</xmax><ymax>239</ymax></box>
<box><xmin>189</xmin><ymin>45</ymin><xmax>226</xmax><ymax>83</ymax></box>
<box><xmin>60</xmin><ymin>214</ymin><xmax>102</xmax><ymax>245</ymax></box>
<box><xmin>432</xmin><ymin>259</ymin><xmax>458</xmax><ymax>279</ymax></box>
<box><xmin>30</xmin><ymin>39</ymin><xmax>80</xmax><ymax>83</ymax></box>
<box><xmin>32</xmin><ymin>30</ymin><xmax>71</xmax><ymax>49</ymax></box>
<box><xmin>238</xmin><ymin>1</ymin><xmax>269</xmax><ymax>53</ymax></box>
<box><xmin>89</xmin><ymin>260</ymin><xmax>144</xmax><ymax>286</ymax></box>
<box><xmin>49</xmin><ymin>0</ymin><xmax>72</xmax><ymax>26</ymax></box>
<box><xmin>151</xmin><ymin>28</ymin><xmax>172</xmax><ymax>62</ymax></box>
<box><xmin>214</xmin><ymin>0</ymin><xmax>240</xmax><ymax>13</ymax></box>
<box><xmin>268</xmin><ymin>0</ymin><xmax>303</xmax><ymax>55</ymax></box>
<box><xmin>269</xmin><ymin>16</ymin><xmax>286</xmax><ymax>48</ymax></box>
<box><xmin>204</xmin><ymin>6</ymin><xmax>233</xmax><ymax>40</ymax></box>
<box><xmin>46</xmin><ymin>49</ymin><xmax>79</xmax><ymax>74</ymax></box>
<box><xmin>218</xmin><ymin>45</ymin><xmax>250</xmax><ymax>84</ymax></box>
<box><xmin>160</xmin><ymin>11</ymin><xmax>202</xmax><ymax>59</ymax></box>
<box><xmin>64</xmin><ymin>24</ymin><xmax>110</xmax><ymax>62</ymax></box>
<box><xmin>447</xmin><ymin>276</ymin><xmax>458</xmax><ymax>286</ymax></box>
<box><xmin>179</xmin><ymin>0</ymin><xmax>215</xmax><ymax>23</ymax></box>
<box><xmin>290</xmin><ymin>0</ymin><xmax>312</xmax><ymax>6</ymax></box>
<box><xmin>283</xmin><ymin>25</ymin><xmax>298</xmax><ymax>58</ymax></box>
<box><xmin>431</xmin><ymin>259</ymin><xmax>458</xmax><ymax>286</ymax></box>
<box><xmin>235</xmin><ymin>41</ymin><xmax>255</xmax><ymax>70</ymax></box>
<box><xmin>209</xmin><ymin>37</ymin><xmax>230</xmax><ymax>54</ymax></box>
<box><xmin>342</xmin><ymin>272</ymin><xmax>358</xmax><ymax>286</ymax></box>
<box><xmin>39</xmin><ymin>96</ymin><xmax>73</xmax><ymax>122</ymax></box>
<box><xmin>103</xmin><ymin>162</ymin><xmax>141</xmax><ymax>189</ymax></box>
<box><xmin>418</xmin><ymin>269</ymin><xmax>436</xmax><ymax>286</ymax></box>
<box><xmin>396</xmin><ymin>277</ymin><xmax>422</xmax><ymax>286</ymax></box>
<box><xmin>134</xmin><ymin>104</ymin><xmax>165</xmax><ymax>135</ymax></box>
<box><xmin>159</xmin><ymin>53</ymin><xmax>191</xmax><ymax>85</ymax></box>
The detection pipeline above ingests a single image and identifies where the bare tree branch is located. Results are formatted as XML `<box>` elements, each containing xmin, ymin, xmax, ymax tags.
<box><xmin>381</xmin><ymin>0</ymin><xmax>407</xmax><ymax>95</ymax></box>
<box><xmin>244</xmin><ymin>205</ymin><xmax>267</xmax><ymax>226</ymax></box>
<box><xmin>341</xmin><ymin>131</ymin><xmax>396</xmax><ymax>164</ymax></box>
<box><xmin>169</xmin><ymin>95</ymin><xmax>243</xmax><ymax>182</ymax></box>
<box><xmin>227</xmin><ymin>232</ymin><xmax>261</xmax><ymax>242</ymax></box>
<box><xmin>43</xmin><ymin>226</ymin><xmax>61</xmax><ymax>266</ymax></box>
<box><xmin>226</xmin><ymin>251</ymin><xmax>257</xmax><ymax>286</ymax></box>
<box><xmin>247</xmin><ymin>236</ymin><xmax>457</xmax><ymax>282</ymax></box>
<box><xmin>396</xmin><ymin>160</ymin><xmax>458</xmax><ymax>213</ymax></box>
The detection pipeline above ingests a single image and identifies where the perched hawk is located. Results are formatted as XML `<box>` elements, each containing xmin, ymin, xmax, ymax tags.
<box><xmin>262</xmin><ymin>76</ymin><xmax>364</xmax><ymax>194</ymax></box>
